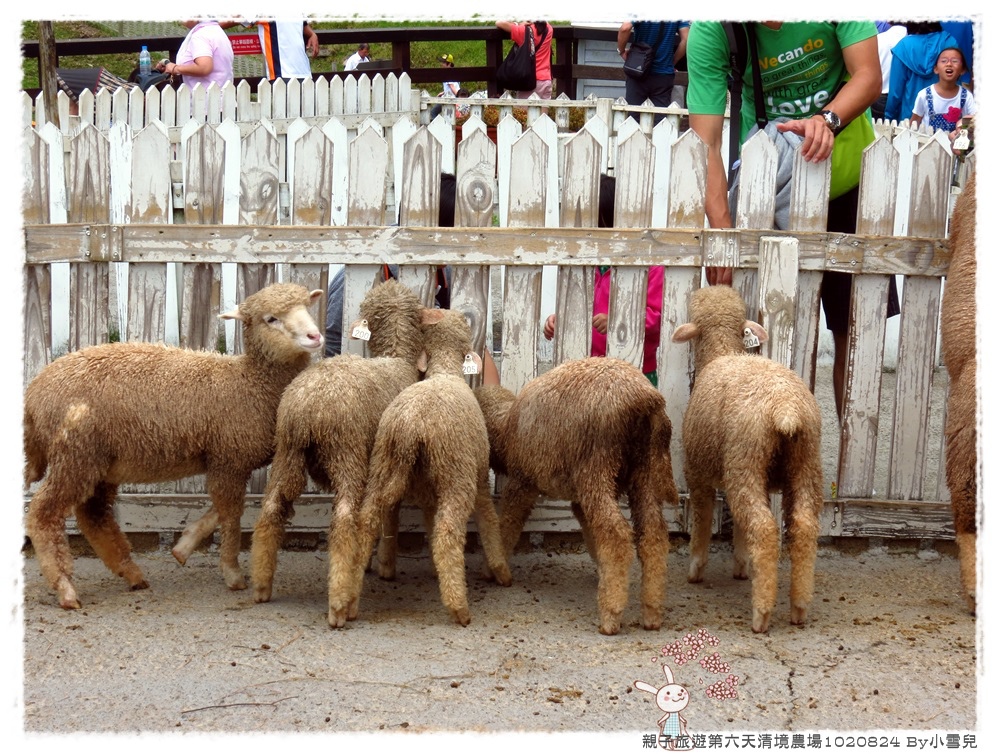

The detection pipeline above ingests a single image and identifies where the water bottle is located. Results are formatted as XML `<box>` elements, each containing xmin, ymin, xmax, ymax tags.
<box><xmin>139</xmin><ymin>46</ymin><xmax>152</xmax><ymax>77</ymax></box>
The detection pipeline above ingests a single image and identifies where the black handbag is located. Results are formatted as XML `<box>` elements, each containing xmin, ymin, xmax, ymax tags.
<box><xmin>622</xmin><ymin>22</ymin><xmax>668</xmax><ymax>80</ymax></box>
<box><xmin>496</xmin><ymin>24</ymin><xmax>537</xmax><ymax>92</ymax></box>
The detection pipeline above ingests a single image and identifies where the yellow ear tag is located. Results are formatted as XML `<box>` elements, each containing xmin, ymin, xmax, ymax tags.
<box><xmin>742</xmin><ymin>327</ymin><xmax>760</xmax><ymax>350</ymax></box>
<box><xmin>462</xmin><ymin>354</ymin><xmax>480</xmax><ymax>375</ymax></box>
<box><xmin>352</xmin><ymin>319</ymin><xmax>371</xmax><ymax>341</ymax></box>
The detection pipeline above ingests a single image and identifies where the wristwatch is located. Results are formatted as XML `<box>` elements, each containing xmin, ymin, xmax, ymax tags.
<box><xmin>818</xmin><ymin>110</ymin><xmax>843</xmax><ymax>136</ymax></box>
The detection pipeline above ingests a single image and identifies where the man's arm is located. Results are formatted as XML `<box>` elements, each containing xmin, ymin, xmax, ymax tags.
<box><xmin>303</xmin><ymin>24</ymin><xmax>319</xmax><ymax>57</ymax></box>
<box><xmin>674</xmin><ymin>25</ymin><xmax>689</xmax><ymax>65</ymax></box>
<box><xmin>617</xmin><ymin>21</ymin><xmax>633</xmax><ymax>57</ymax></box>
<box><xmin>775</xmin><ymin>36</ymin><xmax>881</xmax><ymax>162</ymax></box>
<box><xmin>689</xmin><ymin>111</ymin><xmax>734</xmax><ymax>284</ymax></box>
<box><xmin>688</xmin><ymin>112</ymin><xmax>732</xmax><ymax>228</ymax></box>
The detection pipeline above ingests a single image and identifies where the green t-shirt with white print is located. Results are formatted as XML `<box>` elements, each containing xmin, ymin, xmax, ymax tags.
<box><xmin>687</xmin><ymin>21</ymin><xmax>877</xmax><ymax>199</ymax></box>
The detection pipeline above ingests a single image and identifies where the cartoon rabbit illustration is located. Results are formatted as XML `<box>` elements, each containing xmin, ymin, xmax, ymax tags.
<box><xmin>635</xmin><ymin>663</ymin><xmax>692</xmax><ymax>751</ymax></box>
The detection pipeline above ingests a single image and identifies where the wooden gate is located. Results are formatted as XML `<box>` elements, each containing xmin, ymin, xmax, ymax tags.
<box><xmin>21</xmin><ymin>77</ymin><xmax>969</xmax><ymax>542</ymax></box>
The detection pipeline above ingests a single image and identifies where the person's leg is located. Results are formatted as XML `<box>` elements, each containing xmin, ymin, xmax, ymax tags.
<box><xmin>823</xmin><ymin>187</ymin><xmax>860</xmax><ymax>420</ymax></box>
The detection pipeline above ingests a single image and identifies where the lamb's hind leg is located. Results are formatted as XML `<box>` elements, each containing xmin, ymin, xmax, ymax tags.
<box><xmin>74</xmin><ymin>482</ymin><xmax>148</xmax><ymax>592</ymax></box>
<box><xmin>251</xmin><ymin>449</ymin><xmax>309</xmax><ymax>603</ymax></box>
<box><xmin>579</xmin><ymin>485</ymin><xmax>635</xmax><ymax>635</ymax></box>
<box><xmin>785</xmin><ymin>458</ymin><xmax>823</xmax><ymax>626</ymax></box>
<box><xmin>727</xmin><ymin>484</ymin><xmax>779</xmax><ymax>634</ymax></box>
<box><xmin>429</xmin><ymin>485</ymin><xmax>476</xmax><ymax>626</ymax></box>
<box><xmin>375</xmin><ymin>501</ymin><xmax>401</xmax><ymax>580</ymax></box>
<box><xmin>686</xmin><ymin>483</ymin><xmax>716</xmax><ymax>583</ymax></box>
<box><xmin>473</xmin><ymin>479</ymin><xmax>512</xmax><ymax>587</ymax></box>
<box><xmin>25</xmin><ymin>469</ymin><xmax>89</xmax><ymax>610</ymax></box>
<box><xmin>329</xmin><ymin>470</ymin><xmax>409</xmax><ymax>628</ymax></box>
<box><xmin>627</xmin><ymin>484</ymin><xmax>671</xmax><ymax>631</ymax></box>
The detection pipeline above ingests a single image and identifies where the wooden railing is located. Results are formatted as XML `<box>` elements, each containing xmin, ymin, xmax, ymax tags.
<box><xmin>21</xmin><ymin>24</ymin><xmax>656</xmax><ymax>99</ymax></box>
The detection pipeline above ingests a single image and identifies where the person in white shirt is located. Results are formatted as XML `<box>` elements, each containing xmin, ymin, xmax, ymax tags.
<box><xmin>909</xmin><ymin>47</ymin><xmax>976</xmax><ymax>135</ymax></box>
<box><xmin>343</xmin><ymin>42</ymin><xmax>370</xmax><ymax>71</ymax></box>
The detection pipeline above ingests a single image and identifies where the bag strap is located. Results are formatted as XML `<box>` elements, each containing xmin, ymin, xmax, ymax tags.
<box><xmin>724</xmin><ymin>22</ymin><xmax>767</xmax><ymax>185</ymax></box>
<box><xmin>525</xmin><ymin>23</ymin><xmax>536</xmax><ymax>57</ymax></box>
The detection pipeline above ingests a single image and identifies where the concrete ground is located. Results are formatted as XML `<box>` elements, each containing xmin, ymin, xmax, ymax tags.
<box><xmin>19</xmin><ymin>538</ymin><xmax>976</xmax><ymax>738</ymax></box>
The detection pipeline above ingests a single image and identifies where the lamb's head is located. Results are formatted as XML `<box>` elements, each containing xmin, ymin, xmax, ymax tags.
<box><xmin>357</xmin><ymin>279</ymin><xmax>426</xmax><ymax>362</ymax></box>
<box><xmin>671</xmin><ymin>285</ymin><xmax>768</xmax><ymax>371</ymax></box>
<box><xmin>221</xmin><ymin>283</ymin><xmax>324</xmax><ymax>362</ymax></box>
<box><xmin>418</xmin><ymin>308</ymin><xmax>477</xmax><ymax>378</ymax></box>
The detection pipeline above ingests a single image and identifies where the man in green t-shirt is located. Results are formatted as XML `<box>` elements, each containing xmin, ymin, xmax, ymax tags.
<box><xmin>686</xmin><ymin>21</ymin><xmax>882</xmax><ymax>418</ymax></box>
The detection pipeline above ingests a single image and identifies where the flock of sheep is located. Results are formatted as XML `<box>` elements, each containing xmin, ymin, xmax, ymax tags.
<box><xmin>22</xmin><ymin>176</ymin><xmax>977</xmax><ymax>634</ymax></box>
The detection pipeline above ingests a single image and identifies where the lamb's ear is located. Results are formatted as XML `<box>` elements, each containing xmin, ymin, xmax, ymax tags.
<box><xmin>671</xmin><ymin>323</ymin><xmax>698</xmax><ymax>343</ymax></box>
<box><xmin>417</xmin><ymin>350</ymin><xmax>429</xmax><ymax>373</ymax></box>
<box><xmin>421</xmin><ymin>308</ymin><xmax>447</xmax><ymax>326</ymax></box>
<box><xmin>743</xmin><ymin>321</ymin><xmax>768</xmax><ymax>344</ymax></box>
<box><xmin>308</xmin><ymin>289</ymin><xmax>324</xmax><ymax>306</ymax></box>
<box><xmin>219</xmin><ymin>307</ymin><xmax>244</xmax><ymax>322</ymax></box>
<box><xmin>463</xmin><ymin>352</ymin><xmax>483</xmax><ymax>375</ymax></box>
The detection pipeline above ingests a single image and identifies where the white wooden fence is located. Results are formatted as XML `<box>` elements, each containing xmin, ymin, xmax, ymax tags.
<box><xmin>22</xmin><ymin>76</ymin><xmax>967</xmax><ymax>542</ymax></box>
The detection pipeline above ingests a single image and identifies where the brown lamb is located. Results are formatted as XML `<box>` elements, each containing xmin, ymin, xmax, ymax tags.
<box><xmin>250</xmin><ymin>279</ymin><xmax>428</xmax><ymax>614</ymax></box>
<box><xmin>23</xmin><ymin>283</ymin><xmax>324</xmax><ymax>609</ymax></box>
<box><xmin>941</xmin><ymin>170</ymin><xmax>978</xmax><ymax>614</ymax></box>
<box><xmin>475</xmin><ymin>357</ymin><xmax>678</xmax><ymax>636</ymax></box>
<box><xmin>672</xmin><ymin>285</ymin><xmax>824</xmax><ymax>634</ymax></box>
<box><xmin>329</xmin><ymin>307</ymin><xmax>512</xmax><ymax>628</ymax></box>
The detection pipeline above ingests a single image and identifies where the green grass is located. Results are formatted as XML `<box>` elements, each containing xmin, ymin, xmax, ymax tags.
<box><xmin>22</xmin><ymin>19</ymin><xmax>562</xmax><ymax>96</ymax></box>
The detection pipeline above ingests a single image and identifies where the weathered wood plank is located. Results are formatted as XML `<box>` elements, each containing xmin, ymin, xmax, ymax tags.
<box><xmin>758</xmin><ymin>237</ymin><xmax>798</xmax><ymax>369</ymax></box>
<box><xmin>67</xmin><ymin>263</ymin><xmax>109</xmax><ymax>351</ymax></box>
<box><xmin>501</xmin><ymin>266</ymin><xmax>542</xmax><ymax>393</ymax></box>
<box><xmin>23</xmin><ymin>265</ymin><xmax>52</xmax><ymax>385</ymax></box>
<box><xmin>837</xmin><ymin>275</ymin><xmax>891</xmax><ymax>498</ymax></box>
<box><xmin>888</xmin><ymin>277</ymin><xmax>942</xmax><ymax>500</ymax></box>
<box><xmin>288</xmin><ymin>123</ymin><xmax>334</xmax><ymax>225</ymax></box>
<box><xmin>22</xmin><ymin>127</ymin><xmax>50</xmax><ymax>225</ymax></box>
<box><xmin>398</xmin><ymin>127</ymin><xmax>442</xmax><ymax>227</ymax></box>
<box><xmin>40</xmin><ymin>493</ymin><xmax>951</xmax><ymax>540</ymax></box>
<box><xmin>125</xmin><ymin>264</ymin><xmax>168</xmax><ymax>343</ymax></box>
<box><xmin>347</xmin><ymin>126</ymin><xmax>388</xmax><ymax>226</ymax></box>
<box><xmin>657</xmin><ymin>267</ymin><xmax>700</xmax><ymax>494</ymax></box>
<box><xmin>27</xmin><ymin>224</ymin><xmax>950</xmax><ymax>275</ymax></box>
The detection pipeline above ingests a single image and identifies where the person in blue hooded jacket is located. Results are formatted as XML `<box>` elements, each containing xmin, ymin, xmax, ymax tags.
<box><xmin>884</xmin><ymin>22</ymin><xmax>959</xmax><ymax>122</ymax></box>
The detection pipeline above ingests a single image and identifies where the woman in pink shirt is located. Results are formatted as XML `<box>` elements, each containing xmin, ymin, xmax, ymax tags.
<box><xmin>496</xmin><ymin>20</ymin><xmax>553</xmax><ymax>99</ymax></box>
<box><xmin>158</xmin><ymin>20</ymin><xmax>234</xmax><ymax>92</ymax></box>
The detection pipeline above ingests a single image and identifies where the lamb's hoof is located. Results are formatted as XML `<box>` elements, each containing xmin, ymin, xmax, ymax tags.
<box><xmin>642</xmin><ymin>607</ymin><xmax>662</xmax><ymax>631</ymax></box>
<box><xmin>347</xmin><ymin>599</ymin><xmax>359</xmax><ymax>621</ymax></box>
<box><xmin>732</xmin><ymin>563</ymin><xmax>749</xmax><ymax>580</ymax></box>
<box><xmin>598</xmin><ymin>615</ymin><xmax>622</xmax><ymax>636</ymax></box>
<box><xmin>129</xmin><ymin>580</ymin><xmax>150</xmax><ymax>592</ymax></box>
<box><xmin>377</xmin><ymin>563</ymin><xmax>396</xmax><ymax>581</ymax></box>
<box><xmin>751</xmin><ymin>608</ymin><xmax>771</xmax><ymax>634</ymax></box>
<box><xmin>687</xmin><ymin>561</ymin><xmax>705</xmax><ymax>584</ymax></box>
<box><xmin>171</xmin><ymin>546</ymin><xmax>188</xmax><ymax>566</ymax></box>
<box><xmin>328</xmin><ymin>606</ymin><xmax>349</xmax><ymax>628</ymax></box>
<box><xmin>790</xmin><ymin>604</ymin><xmax>808</xmax><ymax>626</ymax></box>
<box><xmin>224</xmin><ymin>573</ymin><xmax>247</xmax><ymax>591</ymax></box>
<box><xmin>488</xmin><ymin>563</ymin><xmax>513</xmax><ymax>587</ymax></box>
<box><xmin>451</xmin><ymin>607</ymin><xmax>472</xmax><ymax>626</ymax></box>
<box><xmin>56</xmin><ymin>578</ymin><xmax>81</xmax><ymax>609</ymax></box>
<box><xmin>253</xmin><ymin>585</ymin><xmax>273</xmax><ymax>604</ymax></box>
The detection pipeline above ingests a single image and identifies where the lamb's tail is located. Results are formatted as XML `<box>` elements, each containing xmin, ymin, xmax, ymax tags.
<box><xmin>774</xmin><ymin>408</ymin><xmax>803</xmax><ymax>437</ymax></box>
